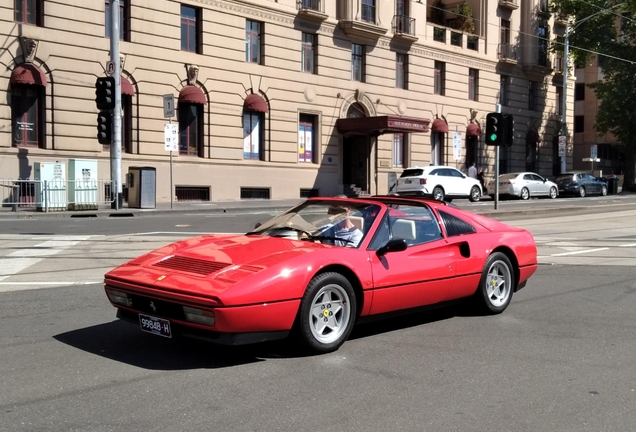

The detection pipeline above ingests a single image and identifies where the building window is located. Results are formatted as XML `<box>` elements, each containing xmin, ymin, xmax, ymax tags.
<box><xmin>181</xmin><ymin>5</ymin><xmax>200</xmax><ymax>53</ymax></box>
<box><xmin>352</xmin><ymin>44</ymin><xmax>365</xmax><ymax>82</ymax></box>
<box><xmin>178</xmin><ymin>103</ymin><xmax>203</xmax><ymax>156</ymax></box>
<box><xmin>537</xmin><ymin>22</ymin><xmax>549</xmax><ymax>67</ymax></box>
<box><xmin>11</xmin><ymin>85</ymin><xmax>44</xmax><ymax>148</ymax></box>
<box><xmin>243</xmin><ymin>111</ymin><xmax>263</xmax><ymax>160</ymax></box>
<box><xmin>301</xmin><ymin>33</ymin><xmax>316</xmax><ymax>74</ymax></box>
<box><xmin>528</xmin><ymin>81</ymin><xmax>537</xmax><ymax>111</ymax></box>
<box><xmin>468</xmin><ymin>68</ymin><xmax>478</xmax><ymax>101</ymax></box>
<box><xmin>431</xmin><ymin>132</ymin><xmax>444</xmax><ymax>166</ymax></box>
<box><xmin>299</xmin><ymin>114</ymin><xmax>318</xmax><ymax>163</ymax></box>
<box><xmin>434</xmin><ymin>61</ymin><xmax>445</xmax><ymax>95</ymax></box>
<box><xmin>246</xmin><ymin>20</ymin><xmax>263</xmax><ymax>64</ymax></box>
<box><xmin>500</xmin><ymin>75</ymin><xmax>509</xmax><ymax>106</ymax></box>
<box><xmin>105</xmin><ymin>0</ymin><xmax>129</xmax><ymax>41</ymax></box>
<box><xmin>555</xmin><ymin>86</ymin><xmax>563</xmax><ymax>115</ymax></box>
<box><xmin>575</xmin><ymin>83</ymin><xmax>585</xmax><ymax>101</ymax></box>
<box><xmin>392</xmin><ymin>133</ymin><xmax>406</xmax><ymax>167</ymax></box>
<box><xmin>574</xmin><ymin>116</ymin><xmax>585</xmax><ymax>133</ymax></box>
<box><xmin>361</xmin><ymin>0</ymin><xmax>375</xmax><ymax>23</ymax></box>
<box><xmin>396</xmin><ymin>54</ymin><xmax>407</xmax><ymax>89</ymax></box>
<box><xmin>501</xmin><ymin>19</ymin><xmax>511</xmax><ymax>44</ymax></box>
<box><xmin>15</xmin><ymin>0</ymin><xmax>42</xmax><ymax>26</ymax></box>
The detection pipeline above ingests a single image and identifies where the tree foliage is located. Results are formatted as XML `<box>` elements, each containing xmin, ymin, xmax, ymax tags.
<box><xmin>550</xmin><ymin>0</ymin><xmax>636</xmax><ymax>158</ymax></box>
<box><xmin>455</xmin><ymin>2</ymin><xmax>475</xmax><ymax>34</ymax></box>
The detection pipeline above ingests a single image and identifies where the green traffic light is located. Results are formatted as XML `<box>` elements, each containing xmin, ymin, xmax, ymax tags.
<box><xmin>490</xmin><ymin>134</ymin><xmax>497</xmax><ymax>141</ymax></box>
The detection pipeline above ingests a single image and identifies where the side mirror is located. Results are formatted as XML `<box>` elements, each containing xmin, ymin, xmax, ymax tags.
<box><xmin>377</xmin><ymin>239</ymin><xmax>408</xmax><ymax>256</ymax></box>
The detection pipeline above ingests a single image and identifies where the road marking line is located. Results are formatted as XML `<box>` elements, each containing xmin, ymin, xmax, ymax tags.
<box><xmin>0</xmin><ymin>281</ymin><xmax>101</xmax><ymax>286</ymax></box>
<box><xmin>619</xmin><ymin>243</ymin><xmax>636</xmax><ymax>247</ymax></box>
<box><xmin>551</xmin><ymin>247</ymin><xmax>609</xmax><ymax>257</ymax></box>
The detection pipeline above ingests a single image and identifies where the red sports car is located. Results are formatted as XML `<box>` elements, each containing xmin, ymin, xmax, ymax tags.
<box><xmin>104</xmin><ymin>196</ymin><xmax>537</xmax><ymax>354</ymax></box>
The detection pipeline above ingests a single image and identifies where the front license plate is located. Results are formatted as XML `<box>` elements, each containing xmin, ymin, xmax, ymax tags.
<box><xmin>139</xmin><ymin>314</ymin><xmax>172</xmax><ymax>338</ymax></box>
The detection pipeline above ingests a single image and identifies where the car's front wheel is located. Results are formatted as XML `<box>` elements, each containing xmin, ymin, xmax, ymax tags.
<box><xmin>579</xmin><ymin>186</ymin><xmax>586</xmax><ymax>197</ymax></box>
<box><xmin>475</xmin><ymin>252</ymin><xmax>515</xmax><ymax>314</ymax></box>
<box><xmin>549</xmin><ymin>186</ymin><xmax>558</xmax><ymax>199</ymax></box>
<box><xmin>298</xmin><ymin>272</ymin><xmax>356</xmax><ymax>354</ymax></box>
<box><xmin>469</xmin><ymin>186</ymin><xmax>481</xmax><ymax>202</ymax></box>
<box><xmin>520</xmin><ymin>187</ymin><xmax>530</xmax><ymax>200</ymax></box>
<box><xmin>432</xmin><ymin>186</ymin><xmax>445</xmax><ymax>202</ymax></box>
<box><xmin>601</xmin><ymin>185</ymin><xmax>608</xmax><ymax>196</ymax></box>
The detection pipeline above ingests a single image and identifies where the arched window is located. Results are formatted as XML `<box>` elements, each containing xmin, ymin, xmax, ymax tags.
<box><xmin>178</xmin><ymin>85</ymin><xmax>205</xmax><ymax>157</ymax></box>
<box><xmin>430</xmin><ymin>118</ymin><xmax>448</xmax><ymax>166</ymax></box>
<box><xmin>243</xmin><ymin>93</ymin><xmax>268</xmax><ymax>160</ymax></box>
<box><xmin>347</xmin><ymin>102</ymin><xmax>366</xmax><ymax>118</ymax></box>
<box><xmin>10</xmin><ymin>64</ymin><xmax>47</xmax><ymax>148</ymax></box>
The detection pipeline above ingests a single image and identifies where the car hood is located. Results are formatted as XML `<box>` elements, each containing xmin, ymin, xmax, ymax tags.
<box><xmin>105</xmin><ymin>234</ymin><xmax>331</xmax><ymax>300</ymax></box>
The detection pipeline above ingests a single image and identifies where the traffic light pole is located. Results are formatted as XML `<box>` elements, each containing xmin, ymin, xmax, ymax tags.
<box><xmin>109</xmin><ymin>0</ymin><xmax>122</xmax><ymax>210</ymax></box>
<box><xmin>494</xmin><ymin>104</ymin><xmax>501</xmax><ymax>210</ymax></box>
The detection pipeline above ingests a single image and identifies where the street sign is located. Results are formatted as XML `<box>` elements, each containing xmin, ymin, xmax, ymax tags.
<box><xmin>558</xmin><ymin>136</ymin><xmax>566</xmax><ymax>157</ymax></box>
<box><xmin>453</xmin><ymin>132</ymin><xmax>462</xmax><ymax>161</ymax></box>
<box><xmin>163</xmin><ymin>94</ymin><xmax>175</xmax><ymax>119</ymax></box>
<box><xmin>105</xmin><ymin>61</ymin><xmax>116</xmax><ymax>76</ymax></box>
<box><xmin>590</xmin><ymin>144</ymin><xmax>598</xmax><ymax>160</ymax></box>
<box><xmin>164</xmin><ymin>123</ymin><xmax>178</xmax><ymax>152</ymax></box>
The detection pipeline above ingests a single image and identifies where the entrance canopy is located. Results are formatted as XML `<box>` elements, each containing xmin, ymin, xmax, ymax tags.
<box><xmin>336</xmin><ymin>116</ymin><xmax>430</xmax><ymax>135</ymax></box>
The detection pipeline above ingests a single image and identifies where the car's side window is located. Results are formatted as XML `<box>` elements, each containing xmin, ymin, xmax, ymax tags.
<box><xmin>430</xmin><ymin>169</ymin><xmax>440</xmax><ymax>176</ymax></box>
<box><xmin>451</xmin><ymin>169</ymin><xmax>464</xmax><ymax>178</ymax></box>
<box><xmin>389</xmin><ymin>205</ymin><xmax>443</xmax><ymax>246</ymax></box>
<box><xmin>531</xmin><ymin>174</ymin><xmax>543</xmax><ymax>181</ymax></box>
<box><xmin>523</xmin><ymin>174</ymin><xmax>533</xmax><ymax>181</ymax></box>
<box><xmin>439</xmin><ymin>169</ymin><xmax>451</xmax><ymax>177</ymax></box>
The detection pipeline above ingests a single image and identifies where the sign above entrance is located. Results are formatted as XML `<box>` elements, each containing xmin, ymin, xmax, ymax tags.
<box><xmin>336</xmin><ymin>116</ymin><xmax>430</xmax><ymax>135</ymax></box>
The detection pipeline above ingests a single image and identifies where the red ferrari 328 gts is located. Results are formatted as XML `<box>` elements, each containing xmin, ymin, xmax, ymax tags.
<box><xmin>104</xmin><ymin>196</ymin><xmax>538</xmax><ymax>354</ymax></box>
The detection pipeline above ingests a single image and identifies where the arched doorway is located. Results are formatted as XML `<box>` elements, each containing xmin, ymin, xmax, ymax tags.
<box><xmin>342</xmin><ymin>103</ymin><xmax>370</xmax><ymax>194</ymax></box>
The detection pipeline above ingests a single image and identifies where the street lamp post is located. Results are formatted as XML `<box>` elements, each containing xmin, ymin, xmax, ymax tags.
<box><xmin>560</xmin><ymin>3</ymin><xmax>624</xmax><ymax>174</ymax></box>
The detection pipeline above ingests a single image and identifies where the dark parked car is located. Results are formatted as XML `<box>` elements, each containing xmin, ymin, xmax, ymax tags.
<box><xmin>552</xmin><ymin>172</ymin><xmax>607</xmax><ymax>197</ymax></box>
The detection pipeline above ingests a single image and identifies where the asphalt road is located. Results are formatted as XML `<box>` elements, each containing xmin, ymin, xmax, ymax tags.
<box><xmin>1</xmin><ymin>203</ymin><xmax>636</xmax><ymax>431</ymax></box>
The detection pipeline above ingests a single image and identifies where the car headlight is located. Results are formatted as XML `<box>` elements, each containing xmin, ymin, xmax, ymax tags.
<box><xmin>183</xmin><ymin>306</ymin><xmax>216</xmax><ymax>326</ymax></box>
<box><xmin>106</xmin><ymin>288</ymin><xmax>133</xmax><ymax>307</ymax></box>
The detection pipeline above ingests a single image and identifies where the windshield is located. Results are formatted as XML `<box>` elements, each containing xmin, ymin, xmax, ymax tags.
<box><xmin>248</xmin><ymin>200</ymin><xmax>382</xmax><ymax>248</ymax></box>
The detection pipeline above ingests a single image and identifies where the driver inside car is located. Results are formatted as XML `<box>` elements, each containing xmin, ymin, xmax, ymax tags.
<box><xmin>325</xmin><ymin>204</ymin><xmax>364</xmax><ymax>247</ymax></box>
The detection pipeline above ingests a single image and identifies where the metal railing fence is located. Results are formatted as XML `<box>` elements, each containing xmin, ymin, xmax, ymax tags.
<box><xmin>0</xmin><ymin>178</ymin><xmax>115</xmax><ymax>212</ymax></box>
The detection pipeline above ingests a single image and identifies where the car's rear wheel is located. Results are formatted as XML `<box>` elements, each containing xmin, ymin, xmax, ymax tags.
<box><xmin>579</xmin><ymin>186</ymin><xmax>586</xmax><ymax>197</ymax></box>
<box><xmin>432</xmin><ymin>186</ymin><xmax>445</xmax><ymax>202</ymax></box>
<box><xmin>475</xmin><ymin>252</ymin><xmax>515</xmax><ymax>314</ymax></box>
<box><xmin>549</xmin><ymin>187</ymin><xmax>558</xmax><ymax>199</ymax></box>
<box><xmin>298</xmin><ymin>272</ymin><xmax>356</xmax><ymax>354</ymax></box>
<box><xmin>520</xmin><ymin>187</ymin><xmax>530</xmax><ymax>200</ymax></box>
<box><xmin>469</xmin><ymin>186</ymin><xmax>481</xmax><ymax>202</ymax></box>
<box><xmin>601</xmin><ymin>185</ymin><xmax>608</xmax><ymax>196</ymax></box>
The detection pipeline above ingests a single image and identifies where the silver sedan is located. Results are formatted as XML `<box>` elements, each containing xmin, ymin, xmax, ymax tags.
<box><xmin>488</xmin><ymin>172</ymin><xmax>559</xmax><ymax>200</ymax></box>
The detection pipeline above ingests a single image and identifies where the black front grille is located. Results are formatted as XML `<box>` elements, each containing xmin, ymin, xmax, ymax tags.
<box><xmin>153</xmin><ymin>256</ymin><xmax>230</xmax><ymax>275</ymax></box>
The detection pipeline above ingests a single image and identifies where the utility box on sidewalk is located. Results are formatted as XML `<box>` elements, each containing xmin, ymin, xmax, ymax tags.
<box><xmin>127</xmin><ymin>167</ymin><xmax>156</xmax><ymax>209</ymax></box>
<box><xmin>34</xmin><ymin>161</ymin><xmax>67</xmax><ymax>212</ymax></box>
<box><xmin>68</xmin><ymin>159</ymin><xmax>98</xmax><ymax>210</ymax></box>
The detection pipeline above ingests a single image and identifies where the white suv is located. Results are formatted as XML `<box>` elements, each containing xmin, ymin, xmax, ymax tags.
<box><xmin>396</xmin><ymin>166</ymin><xmax>483</xmax><ymax>202</ymax></box>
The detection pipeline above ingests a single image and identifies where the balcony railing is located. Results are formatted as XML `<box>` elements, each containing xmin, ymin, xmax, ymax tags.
<box><xmin>450</xmin><ymin>30</ymin><xmax>462</xmax><ymax>47</ymax></box>
<box><xmin>297</xmin><ymin>0</ymin><xmax>323</xmax><ymax>12</ymax></box>
<box><xmin>498</xmin><ymin>43</ymin><xmax>517</xmax><ymax>62</ymax></box>
<box><xmin>467</xmin><ymin>35</ymin><xmax>479</xmax><ymax>51</ymax></box>
<box><xmin>361</xmin><ymin>3</ymin><xmax>375</xmax><ymax>23</ymax></box>
<box><xmin>392</xmin><ymin>15</ymin><xmax>416</xmax><ymax>37</ymax></box>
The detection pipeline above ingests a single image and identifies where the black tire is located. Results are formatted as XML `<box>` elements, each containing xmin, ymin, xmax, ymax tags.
<box><xmin>469</xmin><ymin>186</ymin><xmax>481</xmax><ymax>202</ymax></box>
<box><xmin>520</xmin><ymin>187</ymin><xmax>530</xmax><ymax>200</ymax></box>
<box><xmin>474</xmin><ymin>252</ymin><xmax>515</xmax><ymax>315</ymax></box>
<box><xmin>432</xmin><ymin>186</ymin><xmax>445</xmax><ymax>202</ymax></box>
<box><xmin>549</xmin><ymin>186</ymin><xmax>558</xmax><ymax>199</ymax></box>
<box><xmin>601</xmin><ymin>185</ymin><xmax>607</xmax><ymax>196</ymax></box>
<box><xmin>579</xmin><ymin>186</ymin><xmax>586</xmax><ymax>198</ymax></box>
<box><xmin>298</xmin><ymin>272</ymin><xmax>356</xmax><ymax>354</ymax></box>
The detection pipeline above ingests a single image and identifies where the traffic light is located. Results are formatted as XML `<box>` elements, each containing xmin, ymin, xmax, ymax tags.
<box><xmin>97</xmin><ymin>110</ymin><xmax>113</xmax><ymax>144</ymax></box>
<box><xmin>485</xmin><ymin>112</ymin><xmax>503</xmax><ymax>146</ymax></box>
<box><xmin>95</xmin><ymin>76</ymin><xmax>116</xmax><ymax>110</ymax></box>
<box><xmin>501</xmin><ymin>114</ymin><xmax>514</xmax><ymax>147</ymax></box>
